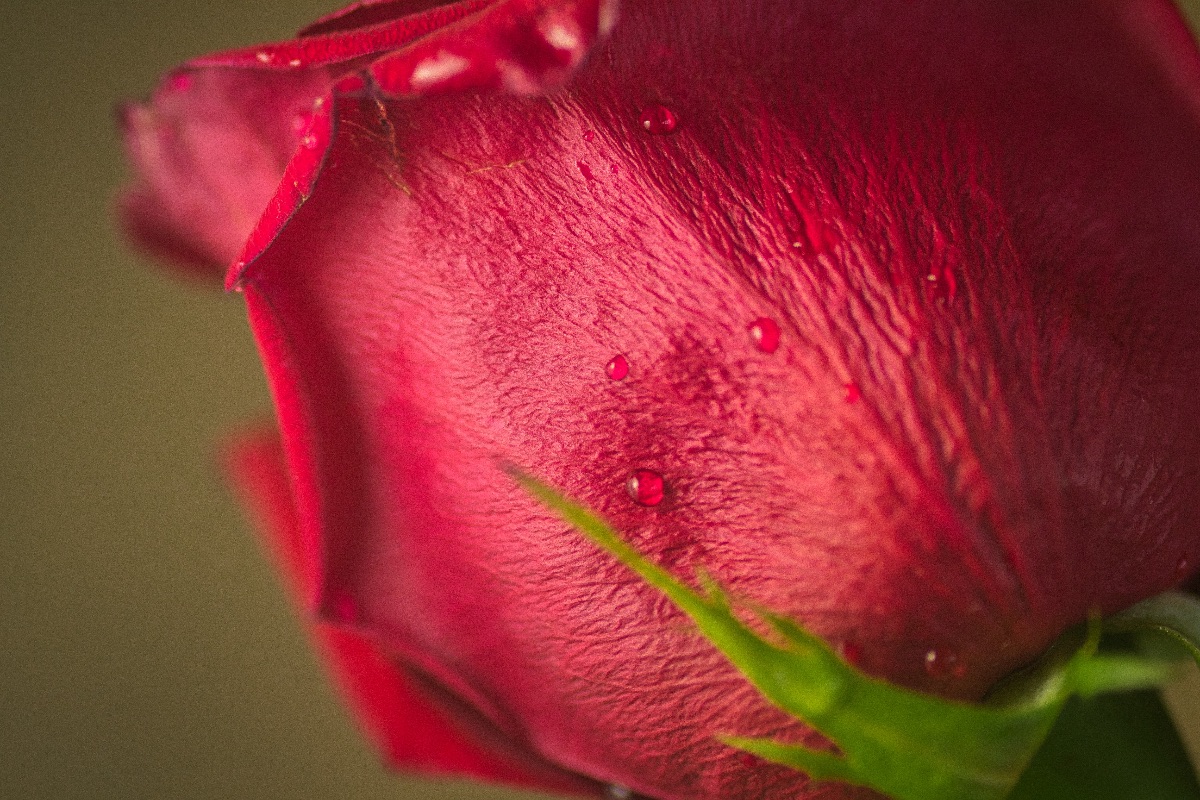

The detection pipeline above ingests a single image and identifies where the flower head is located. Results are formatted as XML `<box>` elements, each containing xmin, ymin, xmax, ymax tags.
<box><xmin>121</xmin><ymin>2</ymin><xmax>1200</xmax><ymax>798</ymax></box>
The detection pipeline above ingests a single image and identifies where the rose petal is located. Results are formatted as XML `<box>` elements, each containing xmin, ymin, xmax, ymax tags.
<box><xmin>231</xmin><ymin>3</ymin><xmax>1200</xmax><ymax>798</ymax></box>
<box><xmin>221</xmin><ymin>427</ymin><xmax>599</xmax><ymax>793</ymax></box>
<box><xmin>191</xmin><ymin>0</ymin><xmax>493</xmax><ymax>72</ymax></box>
<box><xmin>120</xmin><ymin>0</ymin><xmax>609</xmax><ymax>280</ymax></box>
<box><xmin>299</xmin><ymin>0</ymin><xmax>477</xmax><ymax>37</ymax></box>
<box><xmin>118</xmin><ymin>66</ymin><xmax>330</xmax><ymax>275</ymax></box>
<box><xmin>369</xmin><ymin>0</ymin><xmax>616</xmax><ymax>95</ymax></box>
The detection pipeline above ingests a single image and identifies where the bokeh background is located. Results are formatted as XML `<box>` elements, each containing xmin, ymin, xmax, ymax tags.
<box><xmin>2</xmin><ymin>1</ymin><xmax>1199</xmax><ymax>799</ymax></box>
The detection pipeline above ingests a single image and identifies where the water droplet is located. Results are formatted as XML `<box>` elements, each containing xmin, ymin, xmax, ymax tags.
<box><xmin>583</xmin><ymin>129</ymin><xmax>597</xmax><ymax>142</ymax></box>
<box><xmin>844</xmin><ymin>382</ymin><xmax>861</xmax><ymax>404</ymax></box>
<box><xmin>167</xmin><ymin>72</ymin><xmax>192</xmax><ymax>92</ymax></box>
<box><xmin>288</xmin><ymin>58</ymin><xmax>303</xmax><ymax>68</ymax></box>
<box><xmin>627</xmin><ymin>469</ymin><xmax>665</xmax><ymax>507</ymax></box>
<box><xmin>300</xmin><ymin>133</ymin><xmax>318</xmax><ymax>149</ymax></box>
<box><xmin>838</xmin><ymin>640</ymin><xmax>863</xmax><ymax>665</ymax></box>
<box><xmin>924</xmin><ymin>266</ymin><xmax>957</xmax><ymax>304</ymax></box>
<box><xmin>606</xmin><ymin>786</ymin><xmax>633</xmax><ymax>800</ymax></box>
<box><xmin>577</xmin><ymin>160</ymin><xmax>596</xmax><ymax>181</ymax></box>
<box><xmin>610</xmin><ymin>163</ymin><xmax>620</xmax><ymax>175</ymax></box>
<box><xmin>255</xmin><ymin>50</ymin><xmax>273</xmax><ymax>64</ymax></box>
<box><xmin>639</xmin><ymin>104</ymin><xmax>677</xmax><ymax>134</ymax></box>
<box><xmin>747</xmin><ymin>317</ymin><xmax>780</xmax><ymax>354</ymax></box>
<box><xmin>606</xmin><ymin>354</ymin><xmax>629</xmax><ymax>381</ymax></box>
<box><xmin>923</xmin><ymin>648</ymin><xmax>965</xmax><ymax>679</ymax></box>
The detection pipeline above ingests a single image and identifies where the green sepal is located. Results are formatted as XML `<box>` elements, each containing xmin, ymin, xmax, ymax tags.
<box><xmin>1009</xmin><ymin>691</ymin><xmax>1200</xmax><ymax>800</ymax></box>
<box><xmin>509</xmin><ymin>469</ymin><xmax>1196</xmax><ymax>800</ymax></box>
<box><xmin>1105</xmin><ymin>591</ymin><xmax>1200</xmax><ymax>668</ymax></box>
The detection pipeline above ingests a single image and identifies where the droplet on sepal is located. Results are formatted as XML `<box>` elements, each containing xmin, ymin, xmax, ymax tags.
<box><xmin>606</xmin><ymin>354</ymin><xmax>629</xmax><ymax>380</ymax></box>
<box><xmin>639</xmin><ymin>104</ymin><xmax>677</xmax><ymax>134</ymax></box>
<box><xmin>627</xmin><ymin>469</ymin><xmax>665</xmax><ymax>506</ymax></box>
<box><xmin>748</xmin><ymin>317</ymin><xmax>780</xmax><ymax>354</ymax></box>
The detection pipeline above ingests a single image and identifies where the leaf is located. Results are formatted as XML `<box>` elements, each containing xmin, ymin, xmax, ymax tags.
<box><xmin>508</xmin><ymin>468</ymin><xmax>1195</xmax><ymax>800</ymax></box>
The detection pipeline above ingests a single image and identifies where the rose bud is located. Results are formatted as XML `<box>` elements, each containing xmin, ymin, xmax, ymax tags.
<box><xmin>120</xmin><ymin>1</ymin><xmax>1200</xmax><ymax>799</ymax></box>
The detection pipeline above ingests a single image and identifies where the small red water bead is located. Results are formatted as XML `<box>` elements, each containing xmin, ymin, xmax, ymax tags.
<box><xmin>583</xmin><ymin>129</ymin><xmax>596</xmax><ymax>142</ymax></box>
<box><xmin>844</xmin><ymin>382</ymin><xmax>861</xmax><ymax>404</ymax></box>
<box><xmin>627</xmin><ymin>469</ymin><xmax>665</xmax><ymax>506</ymax></box>
<box><xmin>923</xmin><ymin>648</ymin><xmax>966</xmax><ymax>679</ymax></box>
<box><xmin>748</xmin><ymin>317</ymin><xmax>781</xmax><ymax>353</ymax></box>
<box><xmin>639</xmin><ymin>104</ymin><xmax>678</xmax><ymax>134</ymax></box>
<box><xmin>605</xmin><ymin>354</ymin><xmax>629</xmax><ymax>380</ymax></box>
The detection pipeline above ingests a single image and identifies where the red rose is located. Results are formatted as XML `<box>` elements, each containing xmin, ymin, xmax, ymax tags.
<box><xmin>121</xmin><ymin>2</ymin><xmax>1200</xmax><ymax>798</ymax></box>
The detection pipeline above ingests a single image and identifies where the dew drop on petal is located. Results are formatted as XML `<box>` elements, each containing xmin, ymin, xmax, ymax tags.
<box><xmin>288</xmin><ymin>58</ymin><xmax>302</xmax><ymax>68</ymax></box>
<box><xmin>255</xmin><ymin>50</ymin><xmax>273</xmax><ymax>64</ymax></box>
<box><xmin>167</xmin><ymin>72</ymin><xmax>192</xmax><ymax>93</ymax></box>
<box><xmin>639</xmin><ymin>104</ymin><xmax>677</xmax><ymax>134</ymax></box>
<box><xmin>606</xmin><ymin>354</ymin><xmax>629</xmax><ymax>380</ymax></box>
<box><xmin>748</xmin><ymin>317</ymin><xmax>781</xmax><ymax>354</ymax></box>
<box><xmin>583</xmin><ymin>129</ymin><xmax>596</xmax><ymax>142</ymax></box>
<box><xmin>300</xmin><ymin>133</ymin><xmax>318</xmax><ymax>149</ymax></box>
<box><xmin>627</xmin><ymin>469</ymin><xmax>665</xmax><ymax>506</ymax></box>
<box><xmin>610</xmin><ymin>163</ymin><xmax>620</xmax><ymax>176</ymax></box>
<box><xmin>923</xmin><ymin>648</ymin><xmax>965</xmax><ymax>679</ymax></box>
<box><xmin>925</xmin><ymin>265</ymin><xmax>958</xmax><ymax>304</ymax></box>
<box><xmin>577</xmin><ymin>160</ymin><xmax>596</xmax><ymax>181</ymax></box>
<box><xmin>844</xmin><ymin>382</ymin><xmax>861</xmax><ymax>404</ymax></box>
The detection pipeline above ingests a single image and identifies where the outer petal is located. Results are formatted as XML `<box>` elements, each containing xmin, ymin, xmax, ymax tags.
<box><xmin>235</xmin><ymin>2</ymin><xmax>1200</xmax><ymax>798</ymax></box>
<box><xmin>222</xmin><ymin>427</ymin><xmax>600</xmax><ymax>794</ymax></box>
<box><xmin>119</xmin><ymin>0</ymin><xmax>610</xmax><ymax>278</ymax></box>
<box><xmin>117</xmin><ymin>67</ymin><xmax>329</xmax><ymax>275</ymax></box>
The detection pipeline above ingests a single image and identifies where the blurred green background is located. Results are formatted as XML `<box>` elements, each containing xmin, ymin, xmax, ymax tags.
<box><xmin>1</xmin><ymin>1</ymin><xmax>1199</xmax><ymax>799</ymax></box>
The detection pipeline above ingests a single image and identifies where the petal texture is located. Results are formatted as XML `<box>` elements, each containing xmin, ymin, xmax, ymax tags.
<box><xmin>119</xmin><ymin>0</ymin><xmax>612</xmax><ymax>277</ymax></box>
<box><xmin>222</xmin><ymin>427</ymin><xmax>600</xmax><ymax>794</ymax></box>
<box><xmin>130</xmin><ymin>2</ymin><xmax>1200</xmax><ymax>799</ymax></box>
